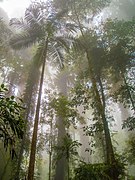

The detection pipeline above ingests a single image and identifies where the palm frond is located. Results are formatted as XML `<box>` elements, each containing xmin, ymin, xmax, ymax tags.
<box><xmin>48</xmin><ymin>9</ymin><xmax>68</xmax><ymax>22</ymax></box>
<box><xmin>71</xmin><ymin>37</ymin><xmax>85</xmax><ymax>52</ymax></box>
<box><xmin>53</xmin><ymin>34</ymin><xmax>84</xmax><ymax>53</ymax></box>
<box><xmin>54</xmin><ymin>47</ymin><xmax>64</xmax><ymax>68</ymax></box>
<box><xmin>33</xmin><ymin>41</ymin><xmax>47</xmax><ymax>67</ymax></box>
<box><xmin>9</xmin><ymin>18</ymin><xmax>28</xmax><ymax>30</ymax></box>
<box><xmin>48</xmin><ymin>43</ymin><xmax>64</xmax><ymax>69</ymax></box>
<box><xmin>53</xmin><ymin>36</ymin><xmax>70</xmax><ymax>51</ymax></box>
<box><xmin>9</xmin><ymin>32</ymin><xmax>38</xmax><ymax>49</ymax></box>
<box><xmin>65</xmin><ymin>23</ymin><xmax>79</xmax><ymax>33</ymax></box>
<box><xmin>25</xmin><ymin>3</ymin><xmax>45</xmax><ymax>27</ymax></box>
<box><xmin>0</xmin><ymin>19</ymin><xmax>12</xmax><ymax>35</ymax></box>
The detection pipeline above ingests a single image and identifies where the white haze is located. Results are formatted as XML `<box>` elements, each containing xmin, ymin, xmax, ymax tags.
<box><xmin>0</xmin><ymin>0</ymin><xmax>31</xmax><ymax>18</ymax></box>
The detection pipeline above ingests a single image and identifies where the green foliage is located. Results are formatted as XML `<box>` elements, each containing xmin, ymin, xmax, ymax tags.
<box><xmin>124</xmin><ymin>135</ymin><xmax>135</xmax><ymax>165</ymax></box>
<box><xmin>0</xmin><ymin>19</ymin><xmax>12</xmax><ymax>60</ymax></box>
<box><xmin>103</xmin><ymin>19</ymin><xmax>135</xmax><ymax>42</ymax></box>
<box><xmin>112</xmin><ymin>84</ymin><xmax>135</xmax><ymax>107</ymax></box>
<box><xmin>4</xmin><ymin>0</ymin><xmax>135</xmax><ymax>178</ymax></box>
<box><xmin>71</xmin><ymin>82</ymin><xmax>92</xmax><ymax>110</ymax></box>
<box><xmin>54</xmin><ymin>134</ymin><xmax>81</xmax><ymax>160</ymax></box>
<box><xmin>53</xmin><ymin>0</ymin><xmax>110</xmax><ymax>19</ymax></box>
<box><xmin>9</xmin><ymin>2</ymin><xmax>70</xmax><ymax>64</ymax></box>
<box><xmin>0</xmin><ymin>84</ymin><xmax>25</xmax><ymax>159</ymax></box>
<box><xmin>51</xmin><ymin>95</ymin><xmax>69</xmax><ymax>118</ymax></box>
<box><xmin>73</xmin><ymin>161</ymin><xmax>125</xmax><ymax>180</ymax></box>
<box><xmin>122</xmin><ymin>116</ymin><xmax>135</xmax><ymax>131</ymax></box>
<box><xmin>51</xmin><ymin>95</ymin><xmax>83</xmax><ymax>127</ymax></box>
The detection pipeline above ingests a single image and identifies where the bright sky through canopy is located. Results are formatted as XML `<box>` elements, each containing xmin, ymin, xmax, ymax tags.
<box><xmin>0</xmin><ymin>0</ymin><xmax>31</xmax><ymax>18</ymax></box>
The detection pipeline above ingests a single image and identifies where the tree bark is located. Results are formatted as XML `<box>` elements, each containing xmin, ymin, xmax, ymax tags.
<box><xmin>15</xmin><ymin>63</ymin><xmax>40</xmax><ymax>180</ymax></box>
<box><xmin>27</xmin><ymin>39</ymin><xmax>48</xmax><ymax>180</ymax></box>
<box><xmin>86</xmin><ymin>52</ymin><xmax>118</xmax><ymax>179</ymax></box>
<box><xmin>54</xmin><ymin>70</ymin><xmax>68</xmax><ymax>180</ymax></box>
<box><xmin>48</xmin><ymin>117</ymin><xmax>53</xmax><ymax>180</ymax></box>
<box><xmin>55</xmin><ymin>116</ymin><xmax>66</xmax><ymax>180</ymax></box>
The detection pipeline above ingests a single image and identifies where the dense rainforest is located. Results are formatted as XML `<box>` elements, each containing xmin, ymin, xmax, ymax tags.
<box><xmin>0</xmin><ymin>0</ymin><xmax>135</xmax><ymax>179</ymax></box>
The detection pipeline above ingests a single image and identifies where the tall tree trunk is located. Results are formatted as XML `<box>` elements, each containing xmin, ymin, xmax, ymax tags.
<box><xmin>97</xmin><ymin>77</ymin><xmax>107</xmax><ymax>162</ymax></box>
<box><xmin>72</xmin><ymin>5</ymin><xmax>116</xmax><ymax>167</ymax></box>
<box><xmin>73</xmin><ymin>6</ymin><xmax>117</xmax><ymax>176</ymax></box>
<box><xmin>48</xmin><ymin>151</ymin><xmax>52</xmax><ymax>180</ymax></box>
<box><xmin>86</xmin><ymin>52</ymin><xmax>118</xmax><ymax>179</ymax></box>
<box><xmin>15</xmin><ymin>64</ymin><xmax>40</xmax><ymax>180</ymax></box>
<box><xmin>55</xmin><ymin>118</ymin><xmax>66</xmax><ymax>180</ymax></box>
<box><xmin>48</xmin><ymin>117</ymin><xmax>53</xmax><ymax>180</ymax></box>
<box><xmin>55</xmin><ymin>70</ymin><xmax>68</xmax><ymax>180</ymax></box>
<box><xmin>67</xmin><ymin>154</ymin><xmax>70</xmax><ymax>180</ymax></box>
<box><xmin>27</xmin><ymin>39</ymin><xmax>48</xmax><ymax>180</ymax></box>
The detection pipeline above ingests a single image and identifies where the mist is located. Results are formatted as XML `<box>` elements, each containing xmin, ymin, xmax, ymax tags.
<box><xmin>0</xmin><ymin>0</ymin><xmax>135</xmax><ymax>180</ymax></box>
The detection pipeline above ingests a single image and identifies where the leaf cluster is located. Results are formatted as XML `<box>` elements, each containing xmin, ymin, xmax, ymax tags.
<box><xmin>112</xmin><ymin>83</ymin><xmax>135</xmax><ymax>108</ymax></box>
<box><xmin>50</xmin><ymin>95</ymin><xmax>83</xmax><ymax>127</ymax></box>
<box><xmin>122</xmin><ymin>116</ymin><xmax>135</xmax><ymax>131</ymax></box>
<box><xmin>73</xmin><ymin>161</ymin><xmax>125</xmax><ymax>180</ymax></box>
<box><xmin>0</xmin><ymin>84</ymin><xmax>25</xmax><ymax>159</ymax></box>
<box><xmin>54</xmin><ymin>134</ymin><xmax>81</xmax><ymax>160</ymax></box>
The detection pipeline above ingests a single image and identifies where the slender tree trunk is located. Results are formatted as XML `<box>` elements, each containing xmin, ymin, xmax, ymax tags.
<box><xmin>97</xmin><ymin>77</ymin><xmax>107</xmax><ymax>162</ymax></box>
<box><xmin>15</xmin><ymin>65</ymin><xmax>40</xmax><ymax>180</ymax></box>
<box><xmin>27</xmin><ymin>39</ymin><xmax>48</xmax><ymax>180</ymax></box>
<box><xmin>98</xmin><ymin>77</ymin><xmax>105</xmax><ymax>109</ymax></box>
<box><xmin>48</xmin><ymin>152</ymin><xmax>52</xmax><ymax>180</ymax></box>
<box><xmin>67</xmin><ymin>154</ymin><xmax>69</xmax><ymax>180</ymax></box>
<box><xmin>48</xmin><ymin>117</ymin><xmax>53</xmax><ymax>180</ymax></box>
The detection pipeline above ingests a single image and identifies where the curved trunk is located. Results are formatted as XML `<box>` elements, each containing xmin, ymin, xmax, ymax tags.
<box><xmin>27</xmin><ymin>39</ymin><xmax>48</xmax><ymax>180</ymax></box>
